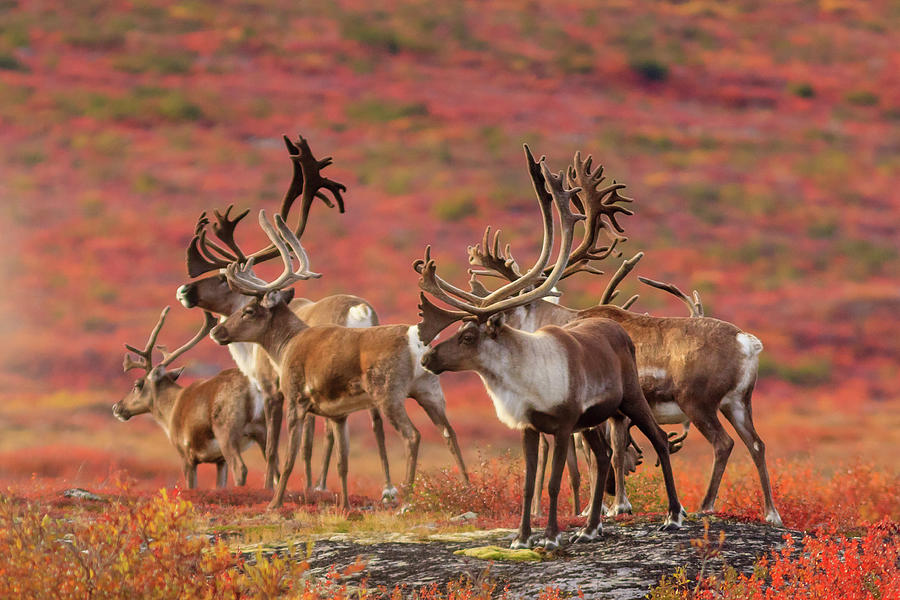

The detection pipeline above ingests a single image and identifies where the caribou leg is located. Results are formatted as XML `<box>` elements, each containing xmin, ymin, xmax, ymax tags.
<box><xmin>571</xmin><ymin>427</ymin><xmax>612</xmax><ymax>543</ymax></box>
<box><xmin>511</xmin><ymin>428</ymin><xmax>540</xmax><ymax>549</ymax></box>
<box><xmin>720</xmin><ymin>390</ymin><xmax>782</xmax><ymax>526</ymax></box>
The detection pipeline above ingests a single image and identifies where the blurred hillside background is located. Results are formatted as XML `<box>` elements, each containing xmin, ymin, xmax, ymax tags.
<box><xmin>0</xmin><ymin>0</ymin><xmax>897</xmax><ymax>490</ymax></box>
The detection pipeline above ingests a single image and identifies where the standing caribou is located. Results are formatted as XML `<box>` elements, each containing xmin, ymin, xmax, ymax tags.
<box><xmin>415</xmin><ymin>151</ymin><xmax>684</xmax><ymax>549</ymax></box>
<box><xmin>210</xmin><ymin>210</ymin><xmax>469</xmax><ymax>511</ymax></box>
<box><xmin>468</xmin><ymin>150</ymin><xmax>781</xmax><ymax>526</ymax></box>
<box><xmin>113</xmin><ymin>307</ymin><xmax>270</xmax><ymax>489</ymax></box>
<box><xmin>177</xmin><ymin>134</ymin><xmax>396</xmax><ymax>499</ymax></box>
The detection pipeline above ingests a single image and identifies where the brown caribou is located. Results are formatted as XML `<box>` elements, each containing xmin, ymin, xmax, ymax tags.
<box><xmin>113</xmin><ymin>307</ymin><xmax>270</xmax><ymax>489</ymax></box>
<box><xmin>415</xmin><ymin>152</ymin><xmax>683</xmax><ymax>549</ymax></box>
<box><xmin>467</xmin><ymin>150</ymin><xmax>781</xmax><ymax>526</ymax></box>
<box><xmin>210</xmin><ymin>210</ymin><xmax>469</xmax><ymax>511</ymax></box>
<box><xmin>176</xmin><ymin>135</ymin><xmax>396</xmax><ymax>499</ymax></box>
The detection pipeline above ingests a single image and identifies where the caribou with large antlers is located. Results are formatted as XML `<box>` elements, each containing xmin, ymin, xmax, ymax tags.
<box><xmin>468</xmin><ymin>151</ymin><xmax>781</xmax><ymax>526</ymax></box>
<box><xmin>113</xmin><ymin>307</ymin><xmax>270</xmax><ymax>489</ymax></box>
<box><xmin>416</xmin><ymin>151</ymin><xmax>683</xmax><ymax>549</ymax></box>
<box><xmin>210</xmin><ymin>211</ymin><xmax>469</xmax><ymax>511</ymax></box>
<box><xmin>176</xmin><ymin>135</ymin><xmax>397</xmax><ymax>498</ymax></box>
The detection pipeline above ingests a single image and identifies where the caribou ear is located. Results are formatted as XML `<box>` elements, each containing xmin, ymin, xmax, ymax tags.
<box><xmin>166</xmin><ymin>367</ymin><xmax>185</xmax><ymax>382</ymax></box>
<box><xmin>148</xmin><ymin>366</ymin><xmax>167</xmax><ymax>383</ymax></box>
<box><xmin>262</xmin><ymin>288</ymin><xmax>295</xmax><ymax>308</ymax></box>
<box><xmin>417</xmin><ymin>293</ymin><xmax>468</xmax><ymax>345</ymax></box>
<box><xmin>485</xmin><ymin>313</ymin><xmax>505</xmax><ymax>338</ymax></box>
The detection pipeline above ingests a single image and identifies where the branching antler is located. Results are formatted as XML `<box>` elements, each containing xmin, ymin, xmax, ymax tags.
<box><xmin>186</xmin><ymin>134</ymin><xmax>347</xmax><ymax>278</ymax></box>
<box><xmin>158</xmin><ymin>311</ymin><xmax>218</xmax><ymax>367</ymax></box>
<box><xmin>551</xmin><ymin>151</ymin><xmax>633</xmax><ymax>281</ymax></box>
<box><xmin>467</xmin><ymin>226</ymin><xmax>522</xmax><ymax>281</ymax></box>
<box><xmin>599</xmin><ymin>252</ymin><xmax>644</xmax><ymax>308</ymax></box>
<box><xmin>638</xmin><ymin>276</ymin><xmax>704</xmax><ymax>317</ymax></box>
<box><xmin>278</xmin><ymin>135</ymin><xmax>346</xmax><ymax>241</ymax></box>
<box><xmin>123</xmin><ymin>307</ymin><xmax>170</xmax><ymax>373</ymax></box>
<box><xmin>566</xmin><ymin>151</ymin><xmax>634</xmax><ymax>235</ymax></box>
<box><xmin>225</xmin><ymin>210</ymin><xmax>321</xmax><ymax>297</ymax></box>
<box><xmin>417</xmin><ymin>157</ymin><xmax>584</xmax><ymax>329</ymax></box>
<box><xmin>123</xmin><ymin>307</ymin><xmax>215</xmax><ymax>373</ymax></box>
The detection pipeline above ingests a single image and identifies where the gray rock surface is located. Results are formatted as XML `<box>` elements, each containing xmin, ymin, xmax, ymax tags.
<box><xmin>240</xmin><ymin>518</ymin><xmax>797</xmax><ymax>599</ymax></box>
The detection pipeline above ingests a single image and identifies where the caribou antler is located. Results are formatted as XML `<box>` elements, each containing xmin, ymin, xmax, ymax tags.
<box><xmin>158</xmin><ymin>311</ymin><xmax>218</xmax><ymax>367</ymax></box>
<box><xmin>417</xmin><ymin>157</ymin><xmax>584</xmax><ymax>335</ymax></box>
<box><xmin>551</xmin><ymin>151</ymin><xmax>633</xmax><ymax>281</ymax></box>
<box><xmin>225</xmin><ymin>210</ymin><xmax>321</xmax><ymax>297</ymax></box>
<box><xmin>186</xmin><ymin>135</ymin><xmax>347</xmax><ymax>277</ymax></box>
<box><xmin>566</xmin><ymin>151</ymin><xmax>634</xmax><ymax>234</ymax></box>
<box><xmin>123</xmin><ymin>307</ymin><xmax>170</xmax><ymax>373</ymax></box>
<box><xmin>467</xmin><ymin>226</ymin><xmax>522</xmax><ymax>281</ymax></box>
<box><xmin>599</xmin><ymin>252</ymin><xmax>644</xmax><ymax>308</ymax></box>
<box><xmin>124</xmin><ymin>307</ymin><xmax>217</xmax><ymax>373</ymax></box>
<box><xmin>638</xmin><ymin>276</ymin><xmax>704</xmax><ymax>317</ymax></box>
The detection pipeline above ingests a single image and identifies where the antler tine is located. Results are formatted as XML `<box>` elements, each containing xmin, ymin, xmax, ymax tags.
<box><xmin>550</xmin><ymin>151</ymin><xmax>633</xmax><ymax>281</ymax></box>
<box><xmin>599</xmin><ymin>252</ymin><xmax>644</xmax><ymax>306</ymax></box>
<box><xmin>637</xmin><ymin>276</ymin><xmax>704</xmax><ymax>317</ymax></box>
<box><xmin>413</xmin><ymin>246</ymin><xmax>489</xmax><ymax>304</ymax></box>
<box><xmin>211</xmin><ymin>204</ymin><xmax>250</xmax><ymax>262</ymax></box>
<box><xmin>418</xmin><ymin>161</ymin><xmax>584</xmax><ymax>319</ymax></box>
<box><xmin>473</xmin><ymin>149</ymin><xmax>558</xmax><ymax>306</ymax></box>
<box><xmin>279</xmin><ymin>134</ymin><xmax>305</xmax><ymax>219</ymax></box>
<box><xmin>226</xmin><ymin>210</ymin><xmax>321</xmax><ymax>296</ymax></box>
<box><xmin>159</xmin><ymin>311</ymin><xmax>218</xmax><ymax>367</ymax></box>
<box><xmin>466</xmin><ymin>226</ymin><xmax>522</xmax><ymax>283</ymax></box>
<box><xmin>272</xmin><ymin>213</ymin><xmax>321</xmax><ymax>280</ymax></box>
<box><xmin>186</xmin><ymin>233</ymin><xmax>232</xmax><ymax>278</ymax></box>
<box><xmin>123</xmin><ymin>306</ymin><xmax>170</xmax><ymax>373</ymax></box>
<box><xmin>246</xmin><ymin>135</ymin><xmax>348</xmax><ymax>264</ymax></box>
<box><xmin>567</xmin><ymin>151</ymin><xmax>634</xmax><ymax>234</ymax></box>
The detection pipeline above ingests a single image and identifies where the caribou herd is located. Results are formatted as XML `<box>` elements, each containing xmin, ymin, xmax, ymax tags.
<box><xmin>113</xmin><ymin>134</ymin><xmax>782</xmax><ymax>550</ymax></box>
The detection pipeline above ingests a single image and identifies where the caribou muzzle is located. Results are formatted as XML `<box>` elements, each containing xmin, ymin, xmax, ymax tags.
<box><xmin>176</xmin><ymin>284</ymin><xmax>198</xmax><ymax>308</ymax></box>
<box><xmin>112</xmin><ymin>403</ymin><xmax>131</xmax><ymax>422</ymax></box>
<box><xmin>210</xmin><ymin>323</ymin><xmax>231</xmax><ymax>345</ymax></box>
<box><xmin>421</xmin><ymin>349</ymin><xmax>445</xmax><ymax>375</ymax></box>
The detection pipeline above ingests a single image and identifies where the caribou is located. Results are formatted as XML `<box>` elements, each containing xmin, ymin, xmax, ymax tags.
<box><xmin>113</xmin><ymin>307</ymin><xmax>270</xmax><ymax>489</ymax></box>
<box><xmin>210</xmin><ymin>210</ymin><xmax>469</xmax><ymax>511</ymax></box>
<box><xmin>176</xmin><ymin>134</ymin><xmax>396</xmax><ymax>499</ymax></box>
<box><xmin>468</xmin><ymin>150</ymin><xmax>781</xmax><ymax>526</ymax></box>
<box><xmin>415</xmin><ymin>151</ymin><xmax>683</xmax><ymax>550</ymax></box>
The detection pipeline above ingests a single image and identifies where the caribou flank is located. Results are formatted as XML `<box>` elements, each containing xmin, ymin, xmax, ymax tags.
<box><xmin>114</xmin><ymin>307</ymin><xmax>270</xmax><ymax>489</ymax></box>
<box><xmin>416</xmin><ymin>150</ymin><xmax>683</xmax><ymax>550</ymax></box>
<box><xmin>468</xmin><ymin>150</ymin><xmax>781</xmax><ymax>526</ymax></box>
<box><xmin>210</xmin><ymin>210</ymin><xmax>468</xmax><ymax>511</ymax></box>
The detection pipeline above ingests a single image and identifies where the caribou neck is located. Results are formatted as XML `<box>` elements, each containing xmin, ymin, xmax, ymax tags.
<box><xmin>258</xmin><ymin>303</ymin><xmax>309</xmax><ymax>365</ymax></box>
<box><xmin>149</xmin><ymin>382</ymin><xmax>182</xmax><ymax>439</ymax></box>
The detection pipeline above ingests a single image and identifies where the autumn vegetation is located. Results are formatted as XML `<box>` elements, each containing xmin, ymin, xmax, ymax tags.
<box><xmin>1</xmin><ymin>0</ymin><xmax>898</xmax><ymax>597</ymax></box>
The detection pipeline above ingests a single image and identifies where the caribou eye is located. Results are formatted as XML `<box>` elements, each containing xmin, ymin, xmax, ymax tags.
<box><xmin>243</xmin><ymin>306</ymin><xmax>256</xmax><ymax>317</ymax></box>
<box><xmin>134</xmin><ymin>380</ymin><xmax>143</xmax><ymax>390</ymax></box>
<box><xmin>460</xmin><ymin>333</ymin><xmax>476</xmax><ymax>345</ymax></box>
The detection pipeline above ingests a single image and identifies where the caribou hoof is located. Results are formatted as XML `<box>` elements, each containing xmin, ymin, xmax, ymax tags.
<box><xmin>659</xmin><ymin>512</ymin><xmax>683</xmax><ymax>531</ymax></box>
<box><xmin>313</xmin><ymin>485</ymin><xmax>329</xmax><ymax>493</ymax></box>
<box><xmin>381</xmin><ymin>486</ymin><xmax>399</xmax><ymax>503</ymax></box>
<box><xmin>604</xmin><ymin>502</ymin><xmax>633</xmax><ymax>518</ymax></box>
<box><xmin>569</xmin><ymin>526</ymin><xmax>601</xmax><ymax>544</ymax></box>
<box><xmin>765</xmin><ymin>509</ymin><xmax>784</xmax><ymax>527</ymax></box>
<box><xmin>510</xmin><ymin>537</ymin><xmax>533</xmax><ymax>550</ymax></box>
<box><xmin>537</xmin><ymin>533</ymin><xmax>562</xmax><ymax>551</ymax></box>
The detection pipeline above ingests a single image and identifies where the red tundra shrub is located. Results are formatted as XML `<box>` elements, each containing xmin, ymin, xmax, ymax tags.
<box><xmin>652</xmin><ymin>520</ymin><xmax>900</xmax><ymax>600</ymax></box>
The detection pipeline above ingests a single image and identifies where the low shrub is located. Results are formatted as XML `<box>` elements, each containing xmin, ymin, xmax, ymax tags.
<box><xmin>651</xmin><ymin>520</ymin><xmax>900</xmax><ymax>599</ymax></box>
